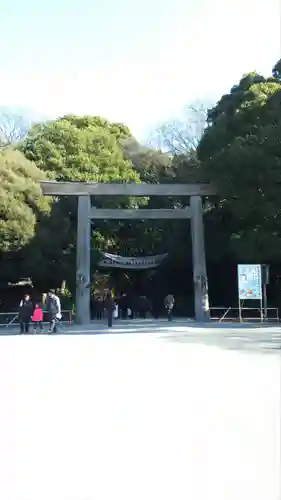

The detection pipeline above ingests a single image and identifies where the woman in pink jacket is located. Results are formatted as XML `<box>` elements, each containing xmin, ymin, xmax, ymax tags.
<box><xmin>32</xmin><ymin>302</ymin><xmax>44</xmax><ymax>334</ymax></box>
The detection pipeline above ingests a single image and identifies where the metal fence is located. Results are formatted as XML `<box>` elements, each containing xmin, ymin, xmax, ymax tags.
<box><xmin>210</xmin><ymin>306</ymin><xmax>279</xmax><ymax>323</ymax></box>
<box><xmin>0</xmin><ymin>310</ymin><xmax>74</xmax><ymax>327</ymax></box>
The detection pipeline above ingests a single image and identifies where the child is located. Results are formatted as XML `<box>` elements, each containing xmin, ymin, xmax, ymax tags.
<box><xmin>32</xmin><ymin>302</ymin><xmax>44</xmax><ymax>334</ymax></box>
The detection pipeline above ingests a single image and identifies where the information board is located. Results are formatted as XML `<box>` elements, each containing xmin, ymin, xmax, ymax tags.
<box><xmin>237</xmin><ymin>264</ymin><xmax>262</xmax><ymax>300</ymax></box>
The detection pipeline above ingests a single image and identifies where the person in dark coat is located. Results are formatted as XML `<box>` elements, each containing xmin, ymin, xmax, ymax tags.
<box><xmin>19</xmin><ymin>294</ymin><xmax>33</xmax><ymax>334</ymax></box>
<box><xmin>138</xmin><ymin>296</ymin><xmax>150</xmax><ymax>319</ymax></box>
<box><xmin>104</xmin><ymin>291</ymin><xmax>114</xmax><ymax>327</ymax></box>
<box><xmin>96</xmin><ymin>297</ymin><xmax>103</xmax><ymax>320</ymax></box>
<box><xmin>119</xmin><ymin>293</ymin><xmax>128</xmax><ymax>320</ymax></box>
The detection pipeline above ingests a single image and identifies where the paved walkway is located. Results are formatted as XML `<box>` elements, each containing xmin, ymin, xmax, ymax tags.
<box><xmin>2</xmin><ymin>318</ymin><xmax>281</xmax><ymax>352</ymax></box>
<box><xmin>0</xmin><ymin>321</ymin><xmax>279</xmax><ymax>499</ymax></box>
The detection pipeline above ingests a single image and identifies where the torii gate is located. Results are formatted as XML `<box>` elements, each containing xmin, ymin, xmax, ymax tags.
<box><xmin>40</xmin><ymin>181</ymin><xmax>216</xmax><ymax>324</ymax></box>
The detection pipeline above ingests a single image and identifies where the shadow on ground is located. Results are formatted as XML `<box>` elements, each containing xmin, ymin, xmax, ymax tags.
<box><xmin>159</xmin><ymin>326</ymin><xmax>281</xmax><ymax>355</ymax></box>
<box><xmin>1</xmin><ymin>319</ymin><xmax>281</xmax><ymax>354</ymax></box>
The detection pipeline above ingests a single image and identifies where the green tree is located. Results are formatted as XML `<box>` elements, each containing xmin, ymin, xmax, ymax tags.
<box><xmin>20</xmin><ymin>115</ymin><xmax>142</xmax><ymax>290</ymax></box>
<box><xmin>198</xmin><ymin>64</ymin><xmax>281</xmax><ymax>261</ymax></box>
<box><xmin>0</xmin><ymin>148</ymin><xmax>50</xmax><ymax>282</ymax></box>
<box><xmin>22</xmin><ymin>115</ymin><xmax>137</xmax><ymax>183</ymax></box>
<box><xmin>121</xmin><ymin>136</ymin><xmax>174</xmax><ymax>182</ymax></box>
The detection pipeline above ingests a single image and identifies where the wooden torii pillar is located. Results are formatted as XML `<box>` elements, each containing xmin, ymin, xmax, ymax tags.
<box><xmin>76</xmin><ymin>195</ymin><xmax>91</xmax><ymax>324</ymax></box>
<box><xmin>190</xmin><ymin>196</ymin><xmax>209</xmax><ymax>322</ymax></box>
<box><xmin>40</xmin><ymin>182</ymin><xmax>216</xmax><ymax>324</ymax></box>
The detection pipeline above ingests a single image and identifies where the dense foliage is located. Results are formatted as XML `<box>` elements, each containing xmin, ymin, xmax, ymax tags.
<box><xmin>0</xmin><ymin>149</ymin><xmax>50</xmax><ymax>282</ymax></box>
<box><xmin>198</xmin><ymin>67</ymin><xmax>281</xmax><ymax>261</ymax></box>
<box><xmin>22</xmin><ymin>115</ymin><xmax>136</xmax><ymax>183</ymax></box>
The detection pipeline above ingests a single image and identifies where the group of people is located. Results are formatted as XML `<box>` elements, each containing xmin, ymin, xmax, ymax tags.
<box><xmin>17</xmin><ymin>290</ymin><xmax>175</xmax><ymax>332</ymax></box>
<box><xmin>18</xmin><ymin>290</ymin><xmax>61</xmax><ymax>334</ymax></box>
<box><xmin>91</xmin><ymin>293</ymin><xmax>151</xmax><ymax>321</ymax></box>
<box><xmin>91</xmin><ymin>291</ymin><xmax>175</xmax><ymax>325</ymax></box>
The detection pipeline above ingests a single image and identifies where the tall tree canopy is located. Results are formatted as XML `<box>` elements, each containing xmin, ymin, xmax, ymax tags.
<box><xmin>0</xmin><ymin>149</ymin><xmax>50</xmax><ymax>252</ymax></box>
<box><xmin>22</xmin><ymin>115</ymin><xmax>137</xmax><ymax>183</ymax></box>
<box><xmin>198</xmin><ymin>64</ymin><xmax>281</xmax><ymax>261</ymax></box>
<box><xmin>0</xmin><ymin>149</ymin><xmax>50</xmax><ymax>282</ymax></box>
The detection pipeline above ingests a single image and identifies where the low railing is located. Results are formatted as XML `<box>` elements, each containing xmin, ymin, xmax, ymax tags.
<box><xmin>210</xmin><ymin>306</ymin><xmax>279</xmax><ymax>323</ymax></box>
<box><xmin>0</xmin><ymin>310</ymin><xmax>74</xmax><ymax>327</ymax></box>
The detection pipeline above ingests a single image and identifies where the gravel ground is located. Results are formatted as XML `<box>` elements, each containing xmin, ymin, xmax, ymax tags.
<box><xmin>0</xmin><ymin>321</ymin><xmax>279</xmax><ymax>500</ymax></box>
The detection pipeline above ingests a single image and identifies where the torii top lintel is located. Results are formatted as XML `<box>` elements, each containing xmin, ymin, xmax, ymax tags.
<box><xmin>40</xmin><ymin>181</ymin><xmax>216</xmax><ymax>197</ymax></box>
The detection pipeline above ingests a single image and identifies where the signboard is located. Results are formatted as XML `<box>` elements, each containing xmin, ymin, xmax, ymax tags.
<box><xmin>98</xmin><ymin>252</ymin><xmax>168</xmax><ymax>270</ymax></box>
<box><xmin>237</xmin><ymin>264</ymin><xmax>262</xmax><ymax>300</ymax></box>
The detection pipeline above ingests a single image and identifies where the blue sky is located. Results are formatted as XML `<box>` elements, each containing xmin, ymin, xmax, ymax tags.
<box><xmin>0</xmin><ymin>0</ymin><xmax>279</xmax><ymax>139</ymax></box>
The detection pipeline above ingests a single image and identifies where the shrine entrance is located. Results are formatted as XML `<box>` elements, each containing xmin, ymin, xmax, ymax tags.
<box><xmin>40</xmin><ymin>181</ymin><xmax>216</xmax><ymax>324</ymax></box>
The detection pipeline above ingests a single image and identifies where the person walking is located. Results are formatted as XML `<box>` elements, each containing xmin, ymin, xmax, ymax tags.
<box><xmin>113</xmin><ymin>301</ymin><xmax>119</xmax><ymax>320</ymax></box>
<box><xmin>119</xmin><ymin>293</ymin><xmax>128</xmax><ymax>320</ymax></box>
<box><xmin>164</xmin><ymin>294</ymin><xmax>175</xmax><ymax>322</ymax></box>
<box><xmin>31</xmin><ymin>301</ymin><xmax>44</xmax><ymax>334</ymax></box>
<box><xmin>46</xmin><ymin>290</ymin><xmax>61</xmax><ymax>334</ymax></box>
<box><xmin>96</xmin><ymin>296</ymin><xmax>103</xmax><ymax>320</ymax></box>
<box><xmin>19</xmin><ymin>294</ymin><xmax>33</xmax><ymax>334</ymax></box>
<box><xmin>105</xmin><ymin>291</ymin><xmax>114</xmax><ymax>328</ymax></box>
<box><xmin>138</xmin><ymin>296</ymin><xmax>150</xmax><ymax>319</ymax></box>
